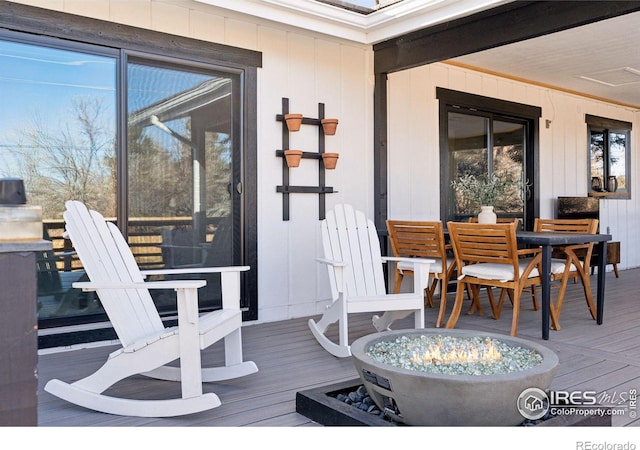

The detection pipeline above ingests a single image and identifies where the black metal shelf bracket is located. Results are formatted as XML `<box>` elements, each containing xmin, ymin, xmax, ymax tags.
<box><xmin>275</xmin><ymin>97</ymin><xmax>336</xmax><ymax>221</ymax></box>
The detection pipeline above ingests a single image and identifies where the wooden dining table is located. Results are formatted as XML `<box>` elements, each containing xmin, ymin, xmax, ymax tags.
<box><xmin>515</xmin><ymin>231</ymin><xmax>612</xmax><ymax>340</ymax></box>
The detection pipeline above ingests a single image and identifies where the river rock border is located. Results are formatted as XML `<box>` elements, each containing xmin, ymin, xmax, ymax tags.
<box><xmin>295</xmin><ymin>379</ymin><xmax>611</xmax><ymax>427</ymax></box>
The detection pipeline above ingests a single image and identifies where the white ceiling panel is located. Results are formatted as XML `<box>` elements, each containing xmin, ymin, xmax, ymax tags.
<box><xmin>450</xmin><ymin>11</ymin><xmax>640</xmax><ymax>108</ymax></box>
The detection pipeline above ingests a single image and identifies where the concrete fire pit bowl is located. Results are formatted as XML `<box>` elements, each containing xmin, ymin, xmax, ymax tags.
<box><xmin>351</xmin><ymin>329</ymin><xmax>559</xmax><ymax>426</ymax></box>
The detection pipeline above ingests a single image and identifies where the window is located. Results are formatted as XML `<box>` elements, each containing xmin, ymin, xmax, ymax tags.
<box><xmin>0</xmin><ymin>3</ymin><xmax>261</xmax><ymax>345</ymax></box>
<box><xmin>586</xmin><ymin>114</ymin><xmax>631</xmax><ymax>199</ymax></box>
<box><xmin>0</xmin><ymin>37</ymin><xmax>118</xmax><ymax>330</ymax></box>
<box><xmin>0</xmin><ymin>39</ymin><xmax>118</xmax><ymax>213</ymax></box>
<box><xmin>447</xmin><ymin>111</ymin><xmax>528</xmax><ymax>221</ymax></box>
<box><xmin>437</xmin><ymin>88</ymin><xmax>540</xmax><ymax>230</ymax></box>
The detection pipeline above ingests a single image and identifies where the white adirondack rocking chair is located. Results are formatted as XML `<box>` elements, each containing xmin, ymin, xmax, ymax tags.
<box><xmin>44</xmin><ymin>201</ymin><xmax>258</xmax><ymax>417</ymax></box>
<box><xmin>309</xmin><ymin>204</ymin><xmax>433</xmax><ymax>357</ymax></box>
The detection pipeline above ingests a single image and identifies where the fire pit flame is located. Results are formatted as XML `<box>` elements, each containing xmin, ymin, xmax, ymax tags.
<box><xmin>412</xmin><ymin>338</ymin><xmax>501</xmax><ymax>365</ymax></box>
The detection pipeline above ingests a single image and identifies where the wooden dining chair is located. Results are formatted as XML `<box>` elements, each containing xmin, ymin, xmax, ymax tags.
<box><xmin>466</xmin><ymin>217</ymin><xmax>535</xmax><ymax>313</ymax></box>
<box><xmin>386</xmin><ymin>220</ymin><xmax>456</xmax><ymax>327</ymax></box>
<box><xmin>533</xmin><ymin>218</ymin><xmax>599</xmax><ymax>330</ymax></box>
<box><xmin>445</xmin><ymin>221</ymin><xmax>542</xmax><ymax>337</ymax></box>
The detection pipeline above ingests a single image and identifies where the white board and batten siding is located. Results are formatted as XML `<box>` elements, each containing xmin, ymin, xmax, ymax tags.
<box><xmin>13</xmin><ymin>0</ymin><xmax>638</xmax><ymax>327</ymax></box>
<box><xmin>13</xmin><ymin>0</ymin><xmax>374</xmax><ymax>324</ymax></box>
<box><xmin>252</xmin><ymin>17</ymin><xmax>375</xmax><ymax>323</ymax></box>
<box><xmin>387</xmin><ymin>62</ymin><xmax>640</xmax><ymax>272</ymax></box>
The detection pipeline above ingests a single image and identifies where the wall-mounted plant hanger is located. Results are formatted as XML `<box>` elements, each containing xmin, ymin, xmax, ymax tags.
<box><xmin>275</xmin><ymin>97</ymin><xmax>338</xmax><ymax>220</ymax></box>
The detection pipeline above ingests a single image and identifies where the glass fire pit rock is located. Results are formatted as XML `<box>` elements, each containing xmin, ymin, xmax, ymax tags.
<box><xmin>350</xmin><ymin>329</ymin><xmax>559</xmax><ymax>426</ymax></box>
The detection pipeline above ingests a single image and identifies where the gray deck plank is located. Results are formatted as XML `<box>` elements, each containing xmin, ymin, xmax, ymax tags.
<box><xmin>36</xmin><ymin>268</ymin><xmax>640</xmax><ymax>427</ymax></box>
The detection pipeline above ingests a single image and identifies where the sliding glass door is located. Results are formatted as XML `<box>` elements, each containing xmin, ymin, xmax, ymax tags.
<box><xmin>0</xmin><ymin>38</ymin><xmax>117</xmax><ymax>325</ymax></box>
<box><xmin>446</xmin><ymin>109</ymin><xmax>530</xmax><ymax>224</ymax></box>
<box><xmin>437</xmin><ymin>88</ymin><xmax>540</xmax><ymax>229</ymax></box>
<box><xmin>0</xmin><ymin>32</ymin><xmax>249</xmax><ymax>336</ymax></box>
<box><xmin>126</xmin><ymin>58</ymin><xmax>240</xmax><ymax>310</ymax></box>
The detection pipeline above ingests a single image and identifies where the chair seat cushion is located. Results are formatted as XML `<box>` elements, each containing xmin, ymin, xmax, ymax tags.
<box><xmin>398</xmin><ymin>257</ymin><xmax>453</xmax><ymax>275</ymax></box>
<box><xmin>550</xmin><ymin>258</ymin><xmax>578</xmax><ymax>274</ymax></box>
<box><xmin>461</xmin><ymin>260</ymin><xmax>539</xmax><ymax>281</ymax></box>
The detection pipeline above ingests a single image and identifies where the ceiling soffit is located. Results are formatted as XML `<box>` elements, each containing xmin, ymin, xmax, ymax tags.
<box><xmin>194</xmin><ymin>0</ymin><xmax>511</xmax><ymax>44</ymax></box>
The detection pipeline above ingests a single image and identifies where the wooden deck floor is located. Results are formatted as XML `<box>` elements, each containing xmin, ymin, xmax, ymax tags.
<box><xmin>36</xmin><ymin>268</ymin><xmax>640</xmax><ymax>429</ymax></box>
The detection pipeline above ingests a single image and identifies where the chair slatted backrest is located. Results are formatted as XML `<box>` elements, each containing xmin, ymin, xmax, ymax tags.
<box><xmin>534</xmin><ymin>218</ymin><xmax>599</xmax><ymax>264</ymax></box>
<box><xmin>386</xmin><ymin>220</ymin><xmax>447</xmax><ymax>272</ymax></box>
<box><xmin>468</xmin><ymin>217</ymin><xmax>522</xmax><ymax>229</ymax></box>
<box><xmin>534</xmin><ymin>218</ymin><xmax>599</xmax><ymax>234</ymax></box>
<box><xmin>321</xmin><ymin>204</ymin><xmax>386</xmax><ymax>299</ymax></box>
<box><xmin>447</xmin><ymin>221</ymin><xmax>520</xmax><ymax>273</ymax></box>
<box><xmin>64</xmin><ymin>201</ymin><xmax>164</xmax><ymax>347</ymax></box>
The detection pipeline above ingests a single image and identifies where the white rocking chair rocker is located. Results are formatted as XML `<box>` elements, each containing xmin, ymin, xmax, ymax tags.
<box><xmin>309</xmin><ymin>204</ymin><xmax>433</xmax><ymax>357</ymax></box>
<box><xmin>44</xmin><ymin>201</ymin><xmax>258</xmax><ymax>417</ymax></box>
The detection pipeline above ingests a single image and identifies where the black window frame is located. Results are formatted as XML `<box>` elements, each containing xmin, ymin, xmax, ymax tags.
<box><xmin>586</xmin><ymin>114</ymin><xmax>632</xmax><ymax>200</ymax></box>
<box><xmin>437</xmin><ymin>88</ymin><xmax>541</xmax><ymax>231</ymax></box>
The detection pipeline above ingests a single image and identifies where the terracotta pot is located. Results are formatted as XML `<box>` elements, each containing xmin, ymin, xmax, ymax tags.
<box><xmin>284</xmin><ymin>149</ymin><xmax>303</xmax><ymax>167</ymax></box>
<box><xmin>321</xmin><ymin>118</ymin><xmax>339</xmax><ymax>135</ymax></box>
<box><xmin>322</xmin><ymin>152</ymin><xmax>339</xmax><ymax>170</ymax></box>
<box><xmin>284</xmin><ymin>113</ymin><xmax>303</xmax><ymax>131</ymax></box>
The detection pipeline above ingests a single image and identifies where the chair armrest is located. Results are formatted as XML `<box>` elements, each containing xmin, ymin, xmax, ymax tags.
<box><xmin>141</xmin><ymin>265</ymin><xmax>250</xmax><ymax>277</ymax></box>
<box><xmin>316</xmin><ymin>257</ymin><xmax>346</xmax><ymax>267</ymax></box>
<box><xmin>383</xmin><ymin>256</ymin><xmax>436</xmax><ymax>265</ymax></box>
<box><xmin>316</xmin><ymin>258</ymin><xmax>346</xmax><ymax>294</ymax></box>
<box><xmin>517</xmin><ymin>248</ymin><xmax>541</xmax><ymax>257</ymax></box>
<box><xmin>551</xmin><ymin>243</ymin><xmax>591</xmax><ymax>258</ymax></box>
<box><xmin>562</xmin><ymin>243</ymin><xmax>592</xmax><ymax>253</ymax></box>
<box><xmin>383</xmin><ymin>257</ymin><xmax>433</xmax><ymax>293</ymax></box>
<box><xmin>563</xmin><ymin>246</ymin><xmax>592</xmax><ymax>269</ymax></box>
<box><xmin>75</xmin><ymin>279</ymin><xmax>235</xmax><ymax>325</ymax></box>
<box><xmin>73</xmin><ymin>280</ymin><xmax>206</xmax><ymax>291</ymax></box>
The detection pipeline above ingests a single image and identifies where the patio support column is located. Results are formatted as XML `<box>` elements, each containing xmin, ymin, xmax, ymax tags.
<box><xmin>373</xmin><ymin>71</ymin><xmax>388</xmax><ymax>234</ymax></box>
<box><xmin>0</xmin><ymin>240</ymin><xmax>52</xmax><ymax>425</ymax></box>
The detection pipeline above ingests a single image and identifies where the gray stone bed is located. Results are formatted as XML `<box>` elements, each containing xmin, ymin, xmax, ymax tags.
<box><xmin>296</xmin><ymin>378</ymin><xmax>612</xmax><ymax>427</ymax></box>
<box><xmin>332</xmin><ymin>383</ymin><xmax>552</xmax><ymax>425</ymax></box>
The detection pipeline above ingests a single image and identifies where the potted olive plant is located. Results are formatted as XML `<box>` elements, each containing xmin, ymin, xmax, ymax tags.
<box><xmin>451</xmin><ymin>171</ymin><xmax>527</xmax><ymax>223</ymax></box>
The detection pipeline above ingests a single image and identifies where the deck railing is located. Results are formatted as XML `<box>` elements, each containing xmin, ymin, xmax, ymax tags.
<box><xmin>44</xmin><ymin>217</ymin><xmax>217</xmax><ymax>271</ymax></box>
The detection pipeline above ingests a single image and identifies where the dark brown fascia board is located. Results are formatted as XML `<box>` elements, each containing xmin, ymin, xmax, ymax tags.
<box><xmin>0</xmin><ymin>0</ymin><xmax>262</xmax><ymax>69</ymax></box>
<box><xmin>374</xmin><ymin>1</ymin><xmax>640</xmax><ymax>74</ymax></box>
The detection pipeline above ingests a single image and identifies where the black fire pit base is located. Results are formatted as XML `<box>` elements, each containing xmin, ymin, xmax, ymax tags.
<box><xmin>296</xmin><ymin>379</ymin><xmax>612</xmax><ymax>427</ymax></box>
<box><xmin>296</xmin><ymin>379</ymin><xmax>397</xmax><ymax>426</ymax></box>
